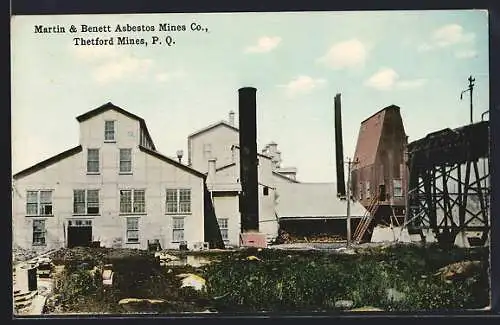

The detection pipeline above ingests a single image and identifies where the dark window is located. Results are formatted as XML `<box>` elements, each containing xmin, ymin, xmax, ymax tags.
<box><xmin>73</xmin><ymin>189</ymin><xmax>100</xmax><ymax>214</ymax></box>
<box><xmin>87</xmin><ymin>149</ymin><xmax>100</xmax><ymax>173</ymax></box>
<box><xmin>105</xmin><ymin>121</ymin><xmax>115</xmax><ymax>141</ymax></box>
<box><xmin>33</xmin><ymin>220</ymin><xmax>46</xmax><ymax>245</ymax></box>
<box><xmin>120</xmin><ymin>149</ymin><xmax>132</xmax><ymax>173</ymax></box>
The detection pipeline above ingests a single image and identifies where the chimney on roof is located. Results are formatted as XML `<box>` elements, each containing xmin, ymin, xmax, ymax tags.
<box><xmin>267</xmin><ymin>142</ymin><xmax>278</xmax><ymax>154</ymax></box>
<box><xmin>228</xmin><ymin>110</ymin><xmax>235</xmax><ymax>127</ymax></box>
<box><xmin>207</xmin><ymin>158</ymin><xmax>217</xmax><ymax>184</ymax></box>
<box><xmin>272</xmin><ymin>151</ymin><xmax>282</xmax><ymax>170</ymax></box>
<box><xmin>176</xmin><ymin>150</ymin><xmax>184</xmax><ymax>163</ymax></box>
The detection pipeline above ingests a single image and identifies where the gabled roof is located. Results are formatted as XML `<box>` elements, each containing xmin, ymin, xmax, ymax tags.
<box><xmin>139</xmin><ymin>145</ymin><xmax>206</xmax><ymax>179</ymax></box>
<box><xmin>188</xmin><ymin>121</ymin><xmax>238</xmax><ymax>139</ymax></box>
<box><xmin>13</xmin><ymin>145</ymin><xmax>83</xmax><ymax>180</ymax></box>
<box><xmin>76</xmin><ymin>102</ymin><xmax>157</xmax><ymax>151</ymax></box>
<box><xmin>353</xmin><ymin>105</ymin><xmax>400</xmax><ymax>169</ymax></box>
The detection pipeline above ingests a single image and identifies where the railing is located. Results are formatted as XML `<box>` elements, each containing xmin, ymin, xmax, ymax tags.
<box><xmin>353</xmin><ymin>196</ymin><xmax>379</xmax><ymax>243</ymax></box>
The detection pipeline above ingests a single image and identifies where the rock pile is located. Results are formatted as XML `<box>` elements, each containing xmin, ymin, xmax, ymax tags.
<box><xmin>13</xmin><ymin>247</ymin><xmax>39</xmax><ymax>264</ymax></box>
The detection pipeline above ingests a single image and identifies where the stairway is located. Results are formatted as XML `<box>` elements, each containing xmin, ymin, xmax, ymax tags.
<box><xmin>13</xmin><ymin>285</ymin><xmax>39</xmax><ymax>314</ymax></box>
<box><xmin>353</xmin><ymin>196</ymin><xmax>380</xmax><ymax>243</ymax></box>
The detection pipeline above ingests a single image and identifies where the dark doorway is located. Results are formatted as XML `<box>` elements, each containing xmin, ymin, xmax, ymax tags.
<box><xmin>67</xmin><ymin>225</ymin><xmax>92</xmax><ymax>248</ymax></box>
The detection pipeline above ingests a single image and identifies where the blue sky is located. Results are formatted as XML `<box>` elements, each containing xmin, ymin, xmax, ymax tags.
<box><xmin>11</xmin><ymin>10</ymin><xmax>489</xmax><ymax>182</ymax></box>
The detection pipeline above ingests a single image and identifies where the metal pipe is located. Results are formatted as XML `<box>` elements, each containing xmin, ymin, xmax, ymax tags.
<box><xmin>346</xmin><ymin>158</ymin><xmax>352</xmax><ymax>247</ymax></box>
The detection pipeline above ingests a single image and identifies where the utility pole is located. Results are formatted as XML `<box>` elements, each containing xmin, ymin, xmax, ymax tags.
<box><xmin>460</xmin><ymin>75</ymin><xmax>475</xmax><ymax>124</ymax></box>
<box><xmin>345</xmin><ymin>157</ymin><xmax>358</xmax><ymax>247</ymax></box>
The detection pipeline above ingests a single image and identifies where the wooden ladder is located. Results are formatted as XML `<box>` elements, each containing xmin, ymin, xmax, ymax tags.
<box><xmin>353</xmin><ymin>196</ymin><xmax>379</xmax><ymax>243</ymax></box>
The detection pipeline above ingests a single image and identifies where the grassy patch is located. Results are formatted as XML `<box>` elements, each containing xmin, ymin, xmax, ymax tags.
<box><xmin>202</xmin><ymin>244</ymin><xmax>489</xmax><ymax>312</ymax></box>
<box><xmin>46</xmin><ymin>244</ymin><xmax>490</xmax><ymax>314</ymax></box>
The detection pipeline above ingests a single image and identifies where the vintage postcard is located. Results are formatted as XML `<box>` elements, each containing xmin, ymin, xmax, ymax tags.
<box><xmin>11</xmin><ymin>10</ymin><xmax>490</xmax><ymax>315</ymax></box>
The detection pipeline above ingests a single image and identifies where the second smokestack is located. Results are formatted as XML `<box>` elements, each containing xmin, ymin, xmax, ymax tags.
<box><xmin>334</xmin><ymin>93</ymin><xmax>347</xmax><ymax>199</ymax></box>
<box><xmin>238</xmin><ymin>87</ymin><xmax>259</xmax><ymax>233</ymax></box>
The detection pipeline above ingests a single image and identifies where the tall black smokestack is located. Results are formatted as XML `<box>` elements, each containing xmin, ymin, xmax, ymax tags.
<box><xmin>335</xmin><ymin>93</ymin><xmax>347</xmax><ymax>198</ymax></box>
<box><xmin>238</xmin><ymin>87</ymin><xmax>259</xmax><ymax>232</ymax></box>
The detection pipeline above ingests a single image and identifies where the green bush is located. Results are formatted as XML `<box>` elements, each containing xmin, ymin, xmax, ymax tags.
<box><xmin>202</xmin><ymin>245</ymin><xmax>490</xmax><ymax>312</ymax></box>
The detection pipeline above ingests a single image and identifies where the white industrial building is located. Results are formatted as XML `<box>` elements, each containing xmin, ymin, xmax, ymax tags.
<box><xmin>189</xmin><ymin>112</ymin><xmax>368</xmax><ymax>246</ymax></box>
<box><xmin>12</xmin><ymin>103</ymin><xmax>208</xmax><ymax>251</ymax></box>
<box><xmin>12</xmin><ymin>104</ymin><xmax>368</xmax><ymax>251</ymax></box>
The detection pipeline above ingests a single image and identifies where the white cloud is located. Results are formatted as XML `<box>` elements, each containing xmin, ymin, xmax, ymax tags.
<box><xmin>455</xmin><ymin>49</ymin><xmax>478</xmax><ymax>59</ymax></box>
<box><xmin>244</xmin><ymin>36</ymin><xmax>282</xmax><ymax>53</ymax></box>
<box><xmin>396</xmin><ymin>78</ymin><xmax>428</xmax><ymax>89</ymax></box>
<box><xmin>93</xmin><ymin>56</ymin><xmax>154</xmax><ymax>85</ymax></box>
<box><xmin>70</xmin><ymin>44</ymin><xmax>186</xmax><ymax>85</ymax></box>
<box><xmin>365</xmin><ymin>68</ymin><xmax>427</xmax><ymax>91</ymax></box>
<box><xmin>155</xmin><ymin>70</ymin><xmax>187</xmax><ymax>83</ymax></box>
<box><xmin>317</xmin><ymin>39</ymin><xmax>368</xmax><ymax>70</ymax></box>
<box><xmin>432</xmin><ymin>24</ymin><xmax>475</xmax><ymax>47</ymax></box>
<box><xmin>418</xmin><ymin>24</ymin><xmax>476</xmax><ymax>52</ymax></box>
<box><xmin>365</xmin><ymin>68</ymin><xmax>398</xmax><ymax>91</ymax></box>
<box><xmin>279</xmin><ymin>75</ymin><xmax>327</xmax><ymax>97</ymax></box>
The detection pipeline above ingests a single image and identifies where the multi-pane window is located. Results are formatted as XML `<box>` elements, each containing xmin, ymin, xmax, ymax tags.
<box><xmin>393</xmin><ymin>179</ymin><xmax>403</xmax><ymax>198</ymax></box>
<box><xmin>172</xmin><ymin>217</ymin><xmax>184</xmax><ymax>242</ymax></box>
<box><xmin>26</xmin><ymin>190</ymin><xmax>53</xmax><ymax>216</ymax></box>
<box><xmin>87</xmin><ymin>149</ymin><xmax>100</xmax><ymax>173</ymax></box>
<box><xmin>359</xmin><ymin>182</ymin><xmax>364</xmax><ymax>200</ymax></box>
<box><xmin>166</xmin><ymin>189</ymin><xmax>178</xmax><ymax>213</ymax></box>
<box><xmin>179</xmin><ymin>190</ymin><xmax>191</xmax><ymax>213</ymax></box>
<box><xmin>32</xmin><ymin>220</ymin><xmax>46</xmax><ymax>245</ymax></box>
<box><xmin>133</xmin><ymin>190</ymin><xmax>145</xmax><ymax>213</ymax></box>
<box><xmin>120</xmin><ymin>189</ymin><xmax>146</xmax><ymax>213</ymax></box>
<box><xmin>166</xmin><ymin>189</ymin><xmax>191</xmax><ymax>214</ymax></box>
<box><xmin>126</xmin><ymin>217</ymin><xmax>139</xmax><ymax>243</ymax></box>
<box><xmin>120</xmin><ymin>149</ymin><xmax>132</xmax><ymax>173</ymax></box>
<box><xmin>73</xmin><ymin>189</ymin><xmax>100</xmax><ymax>214</ymax></box>
<box><xmin>105</xmin><ymin>121</ymin><xmax>115</xmax><ymax>141</ymax></box>
<box><xmin>263</xmin><ymin>186</ymin><xmax>269</xmax><ymax>196</ymax></box>
<box><xmin>365</xmin><ymin>181</ymin><xmax>371</xmax><ymax>199</ymax></box>
<box><xmin>217</xmin><ymin>218</ymin><xmax>229</xmax><ymax>241</ymax></box>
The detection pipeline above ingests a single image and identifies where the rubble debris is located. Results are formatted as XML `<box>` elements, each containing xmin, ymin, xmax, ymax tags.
<box><xmin>154</xmin><ymin>252</ymin><xmax>179</xmax><ymax>261</ymax></box>
<box><xmin>102</xmin><ymin>264</ymin><xmax>114</xmax><ymax>286</ymax></box>
<box><xmin>273</xmin><ymin>230</ymin><xmax>344</xmax><ymax>245</ymax></box>
<box><xmin>434</xmin><ymin>260</ymin><xmax>483</xmax><ymax>283</ymax></box>
<box><xmin>335</xmin><ymin>300</ymin><xmax>354</xmax><ymax>309</ymax></box>
<box><xmin>118</xmin><ymin>298</ymin><xmax>168</xmax><ymax>313</ymax></box>
<box><xmin>349</xmin><ymin>306</ymin><xmax>384</xmax><ymax>312</ymax></box>
<box><xmin>177</xmin><ymin>274</ymin><xmax>206</xmax><ymax>291</ymax></box>
<box><xmin>13</xmin><ymin>247</ymin><xmax>40</xmax><ymax>264</ymax></box>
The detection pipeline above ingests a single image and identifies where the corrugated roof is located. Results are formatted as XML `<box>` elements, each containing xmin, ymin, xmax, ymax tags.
<box><xmin>353</xmin><ymin>105</ymin><xmax>401</xmax><ymax>169</ymax></box>
<box><xmin>275</xmin><ymin>182</ymin><xmax>367</xmax><ymax>218</ymax></box>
